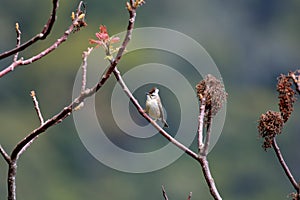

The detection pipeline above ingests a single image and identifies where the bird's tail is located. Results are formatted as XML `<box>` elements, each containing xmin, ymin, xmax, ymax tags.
<box><xmin>162</xmin><ymin>120</ymin><xmax>169</xmax><ymax>128</ymax></box>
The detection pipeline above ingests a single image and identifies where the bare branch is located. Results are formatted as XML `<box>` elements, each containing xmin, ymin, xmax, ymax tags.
<box><xmin>162</xmin><ymin>185</ymin><xmax>169</xmax><ymax>200</ymax></box>
<box><xmin>8</xmin><ymin>162</ymin><xmax>17</xmax><ymax>200</ymax></box>
<box><xmin>0</xmin><ymin>1</ymin><xmax>87</xmax><ymax>78</ymax></box>
<box><xmin>272</xmin><ymin>138</ymin><xmax>299</xmax><ymax>194</ymax></box>
<box><xmin>0</xmin><ymin>0</ymin><xmax>59</xmax><ymax>60</ymax></box>
<box><xmin>13</xmin><ymin>23</ymin><xmax>21</xmax><ymax>63</ymax></box>
<box><xmin>198</xmin><ymin>156</ymin><xmax>222</xmax><ymax>200</ymax></box>
<box><xmin>30</xmin><ymin>91</ymin><xmax>44</xmax><ymax>125</ymax></box>
<box><xmin>0</xmin><ymin>145</ymin><xmax>11</xmax><ymax>164</ymax></box>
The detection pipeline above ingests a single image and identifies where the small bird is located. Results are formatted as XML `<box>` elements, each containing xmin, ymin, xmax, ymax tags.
<box><xmin>145</xmin><ymin>87</ymin><xmax>169</xmax><ymax>128</ymax></box>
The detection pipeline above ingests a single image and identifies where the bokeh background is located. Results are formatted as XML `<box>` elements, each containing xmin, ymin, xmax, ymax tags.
<box><xmin>1</xmin><ymin>0</ymin><xmax>300</xmax><ymax>199</ymax></box>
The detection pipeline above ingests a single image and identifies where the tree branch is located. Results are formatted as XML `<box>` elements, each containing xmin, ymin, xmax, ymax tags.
<box><xmin>162</xmin><ymin>185</ymin><xmax>169</xmax><ymax>200</ymax></box>
<box><xmin>0</xmin><ymin>145</ymin><xmax>11</xmax><ymax>164</ymax></box>
<box><xmin>0</xmin><ymin>1</ymin><xmax>86</xmax><ymax>78</ymax></box>
<box><xmin>30</xmin><ymin>91</ymin><xmax>44</xmax><ymax>125</ymax></box>
<box><xmin>194</xmin><ymin>91</ymin><xmax>222</xmax><ymax>199</ymax></box>
<box><xmin>272</xmin><ymin>138</ymin><xmax>299</xmax><ymax>195</ymax></box>
<box><xmin>7</xmin><ymin>162</ymin><xmax>17</xmax><ymax>200</ymax></box>
<box><xmin>13</xmin><ymin>23</ymin><xmax>21</xmax><ymax>63</ymax></box>
<box><xmin>0</xmin><ymin>0</ymin><xmax>59</xmax><ymax>60</ymax></box>
<box><xmin>198</xmin><ymin>156</ymin><xmax>222</xmax><ymax>200</ymax></box>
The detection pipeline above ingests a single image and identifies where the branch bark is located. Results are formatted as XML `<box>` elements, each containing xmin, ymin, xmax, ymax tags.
<box><xmin>30</xmin><ymin>91</ymin><xmax>44</xmax><ymax>125</ymax></box>
<box><xmin>198</xmin><ymin>156</ymin><xmax>222</xmax><ymax>200</ymax></box>
<box><xmin>272</xmin><ymin>138</ymin><xmax>299</xmax><ymax>197</ymax></box>
<box><xmin>13</xmin><ymin>23</ymin><xmax>21</xmax><ymax>62</ymax></box>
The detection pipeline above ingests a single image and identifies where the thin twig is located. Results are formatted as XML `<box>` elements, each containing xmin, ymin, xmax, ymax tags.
<box><xmin>0</xmin><ymin>145</ymin><xmax>11</xmax><ymax>164</ymax></box>
<box><xmin>0</xmin><ymin>1</ymin><xmax>86</xmax><ymax>78</ymax></box>
<box><xmin>197</xmin><ymin>98</ymin><xmax>206</xmax><ymax>153</ymax></box>
<box><xmin>30</xmin><ymin>91</ymin><xmax>44</xmax><ymax>125</ymax></box>
<box><xmin>272</xmin><ymin>138</ymin><xmax>299</xmax><ymax>194</ymax></box>
<box><xmin>162</xmin><ymin>185</ymin><xmax>169</xmax><ymax>200</ymax></box>
<box><xmin>0</xmin><ymin>0</ymin><xmax>59</xmax><ymax>60</ymax></box>
<box><xmin>13</xmin><ymin>23</ymin><xmax>21</xmax><ymax>63</ymax></box>
<box><xmin>81</xmin><ymin>47</ymin><xmax>93</xmax><ymax>93</ymax></box>
<box><xmin>113</xmin><ymin>68</ymin><xmax>199</xmax><ymax>160</ymax></box>
<box><xmin>74</xmin><ymin>47</ymin><xmax>94</xmax><ymax>111</ymax></box>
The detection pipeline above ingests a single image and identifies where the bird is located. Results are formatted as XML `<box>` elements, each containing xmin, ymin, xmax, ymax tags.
<box><xmin>145</xmin><ymin>87</ymin><xmax>169</xmax><ymax>128</ymax></box>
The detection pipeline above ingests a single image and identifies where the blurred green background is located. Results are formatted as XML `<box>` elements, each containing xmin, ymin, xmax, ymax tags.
<box><xmin>1</xmin><ymin>0</ymin><xmax>300</xmax><ymax>199</ymax></box>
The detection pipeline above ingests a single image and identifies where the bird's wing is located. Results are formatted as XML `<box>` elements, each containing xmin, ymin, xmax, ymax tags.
<box><xmin>145</xmin><ymin>102</ymin><xmax>150</xmax><ymax>114</ymax></box>
<box><xmin>158</xmin><ymin>99</ymin><xmax>164</xmax><ymax>120</ymax></box>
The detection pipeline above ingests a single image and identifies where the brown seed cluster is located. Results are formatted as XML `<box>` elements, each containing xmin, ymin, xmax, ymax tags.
<box><xmin>196</xmin><ymin>74</ymin><xmax>227</xmax><ymax>121</ymax></box>
<box><xmin>258</xmin><ymin>111</ymin><xmax>284</xmax><ymax>150</ymax></box>
<box><xmin>277</xmin><ymin>74</ymin><xmax>296</xmax><ymax>123</ymax></box>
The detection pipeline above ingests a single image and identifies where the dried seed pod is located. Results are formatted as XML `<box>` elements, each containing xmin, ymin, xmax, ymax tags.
<box><xmin>258</xmin><ymin>110</ymin><xmax>284</xmax><ymax>150</ymax></box>
<box><xmin>277</xmin><ymin>74</ymin><xmax>296</xmax><ymax>123</ymax></box>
